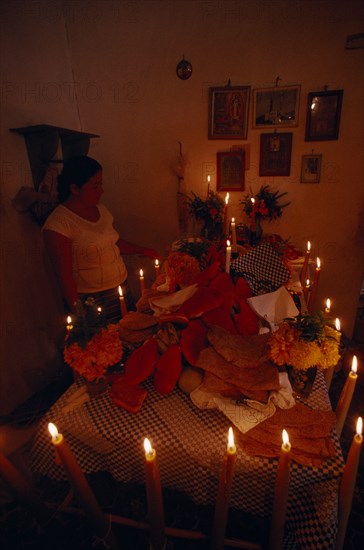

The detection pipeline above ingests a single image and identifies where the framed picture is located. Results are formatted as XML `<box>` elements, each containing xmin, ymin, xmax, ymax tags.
<box><xmin>301</xmin><ymin>154</ymin><xmax>322</xmax><ymax>183</ymax></box>
<box><xmin>208</xmin><ymin>86</ymin><xmax>250</xmax><ymax>139</ymax></box>
<box><xmin>259</xmin><ymin>132</ymin><xmax>292</xmax><ymax>177</ymax></box>
<box><xmin>217</xmin><ymin>150</ymin><xmax>245</xmax><ymax>191</ymax></box>
<box><xmin>252</xmin><ymin>85</ymin><xmax>300</xmax><ymax>128</ymax></box>
<box><xmin>305</xmin><ymin>90</ymin><xmax>343</xmax><ymax>141</ymax></box>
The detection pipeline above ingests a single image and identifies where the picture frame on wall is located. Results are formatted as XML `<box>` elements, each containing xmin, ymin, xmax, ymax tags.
<box><xmin>259</xmin><ymin>132</ymin><xmax>293</xmax><ymax>177</ymax></box>
<box><xmin>216</xmin><ymin>150</ymin><xmax>245</xmax><ymax>191</ymax></box>
<box><xmin>252</xmin><ymin>85</ymin><xmax>300</xmax><ymax>128</ymax></box>
<box><xmin>301</xmin><ymin>154</ymin><xmax>322</xmax><ymax>183</ymax></box>
<box><xmin>305</xmin><ymin>89</ymin><xmax>343</xmax><ymax>141</ymax></box>
<box><xmin>208</xmin><ymin>86</ymin><xmax>251</xmax><ymax>139</ymax></box>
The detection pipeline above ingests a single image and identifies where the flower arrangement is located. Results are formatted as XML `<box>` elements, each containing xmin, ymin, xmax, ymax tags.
<box><xmin>64</xmin><ymin>298</ymin><xmax>123</xmax><ymax>381</ymax></box>
<box><xmin>241</xmin><ymin>185</ymin><xmax>290</xmax><ymax>222</ymax></box>
<box><xmin>184</xmin><ymin>190</ymin><xmax>225</xmax><ymax>240</ymax></box>
<box><xmin>164</xmin><ymin>252</ymin><xmax>200</xmax><ymax>290</ymax></box>
<box><xmin>268</xmin><ymin>311</ymin><xmax>341</xmax><ymax>371</ymax></box>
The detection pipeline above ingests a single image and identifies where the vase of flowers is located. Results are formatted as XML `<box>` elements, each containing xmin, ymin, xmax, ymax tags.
<box><xmin>184</xmin><ymin>190</ymin><xmax>225</xmax><ymax>241</ymax></box>
<box><xmin>268</xmin><ymin>311</ymin><xmax>341</xmax><ymax>396</ymax></box>
<box><xmin>64</xmin><ymin>299</ymin><xmax>123</xmax><ymax>397</ymax></box>
<box><xmin>240</xmin><ymin>185</ymin><xmax>290</xmax><ymax>246</ymax></box>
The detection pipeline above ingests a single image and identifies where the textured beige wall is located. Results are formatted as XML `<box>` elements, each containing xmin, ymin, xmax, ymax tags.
<box><xmin>1</xmin><ymin>0</ymin><xmax>363</xmax><ymax>414</ymax></box>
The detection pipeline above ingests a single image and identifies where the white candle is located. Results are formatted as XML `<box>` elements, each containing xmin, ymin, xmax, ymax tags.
<box><xmin>118</xmin><ymin>285</ymin><xmax>127</xmax><ymax>317</ymax></box>
<box><xmin>154</xmin><ymin>259</ymin><xmax>160</xmax><ymax>278</ymax></box>
<box><xmin>225</xmin><ymin>240</ymin><xmax>231</xmax><ymax>274</ymax></box>
<box><xmin>207</xmin><ymin>175</ymin><xmax>210</xmax><ymax>197</ymax></box>
<box><xmin>336</xmin><ymin>356</ymin><xmax>358</xmax><ymax>437</ymax></box>
<box><xmin>224</xmin><ymin>193</ymin><xmax>229</xmax><ymax>236</ymax></box>
<box><xmin>231</xmin><ymin>217</ymin><xmax>237</xmax><ymax>252</ymax></box>
<box><xmin>269</xmin><ymin>429</ymin><xmax>291</xmax><ymax>550</ymax></box>
<box><xmin>300</xmin><ymin>240</ymin><xmax>311</xmax><ymax>285</ymax></box>
<box><xmin>139</xmin><ymin>269</ymin><xmax>145</xmax><ymax>293</ymax></box>
<box><xmin>143</xmin><ymin>438</ymin><xmax>165</xmax><ymax>550</ymax></box>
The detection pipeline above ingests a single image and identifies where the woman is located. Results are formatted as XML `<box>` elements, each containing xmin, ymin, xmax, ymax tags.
<box><xmin>43</xmin><ymin>155</ymin><xmax>157</xmax><ymax>322</ymax></box>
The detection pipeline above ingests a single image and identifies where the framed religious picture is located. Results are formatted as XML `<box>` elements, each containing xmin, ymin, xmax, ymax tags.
<box><xmin>305</xmin><ymin>90</ymin><xmax>343</xmax><ymax>141</ymax></box>
<box><xmin>217</xmin><ymin>150</ymin><xmax>245</xmax><ymax>191</ymax></box>
<box><xmin>208</xmin><ymin>86</ymin><xmax>251</xmax><ymax>139</ymax></box>
<box><xmin>301</xmin><ymin>154</ymin><xmax>322</xmax><ymax>183</ymax></box>
<box><xmin>259</xmin><ymin>132</ymin><xmax>293</xmax><ymax>176</ymax></box>
<box><xmin>252</xmin><ymin>85</ymin><xmax>300</xmax><ymax>128</ymax></box>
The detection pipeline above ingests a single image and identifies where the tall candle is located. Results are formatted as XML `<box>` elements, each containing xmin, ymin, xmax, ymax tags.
<box><xmin>269</xmin><ymin>429</ymin><xmax>291</xmax><ymax>550</ymax></box>
<box><xmin>225</xmin><ymin>240</ymin><xmax>231</xmax><ymax>274</ymax></box>
<box><xmin>154</xmin><ymin>259</ymin><xmax>160</xmax><ymax>278</ymax></box>
<box><xmin>308</xmin><ymin>257</ymin><xmax>320</xmax><ymax>314</ymax></box>
<box><xmin>336</xmin><ymin>417</ymin><xmax>363</xmax><ymax>550</ymax></box>
<box><xmin>300</xmin><ymin>240</ymin><xmax>311</xmax><ymax>284</ymax></box>
<box><xmin>0</xmin><ymin>451</ymin><xmax>50</xmax><ymax>526</ymax></box>
<box><xmin>48</xmin><ymin>423</ymin><xmax>111</xmax><ymax>540</ymax></box>
<box><xmin>118</xmin><ymin>285</ymin><xmax>127</xmax><ymax>318</ymax></box>
<box><xmin>139</xmin><ymin>269</ymin><xmax>145</xmax><ymax>293</ymax></box>
<box><xmin>231</xmin><ymin>217</ymin><xmax>237</xmax><ymax>252</ymax></box>
<box><xmin>224</xmin><ymin>193</ymin><xmax>229</xmax><ymax>236</ymax></box>
<box><xmin>207</xmin><ymin>175</ymin><xmax>211</xmax><ymax>197</ymax></box>
<box><xmin>143</xmin><ymin>438</ymin><xmax>166</xmax><ymax>550</ymax></box>
<box><xmin>336</xmin><ymin>356</ymin><xmax>358</xmax><ymax>437</ymax></box>
<box><xmin>250</xmin><ymin>197</ymin><xmax>256</xmax><ymax>231</ymax></box>
<box><xmin>211</xmin><ymin>427</ymin><xmax>236</xmax><ymax>550</ymax></box>
<box><xmin>66</xmin><ymin>315</ymin><xmax>73</xmax><ymax>333</ymax></box>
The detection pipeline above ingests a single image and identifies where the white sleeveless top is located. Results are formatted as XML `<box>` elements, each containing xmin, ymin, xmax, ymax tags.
<box><xmin>43</xmin><ymin>203</ymin><xmax>128</xmax><ymax>292</ymax></box>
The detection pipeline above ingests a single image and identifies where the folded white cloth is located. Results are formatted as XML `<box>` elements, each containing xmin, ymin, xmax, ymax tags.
<box><xmin>190</xmin><ymin>372</ymin><xmax>295</xmax><ymax>434</ymax></box>
<box><xmin>247</xmin><ymin>286</ymin><xmax>299</xmax><ymax>332</ymax></box>
<box><xmin>149</xmin><ymin>283</ymin><xmax>198</xmax><ymax>316</ymax></box>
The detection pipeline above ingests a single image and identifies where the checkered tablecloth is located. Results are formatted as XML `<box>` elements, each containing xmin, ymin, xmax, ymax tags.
<box><xmin>30</xmin><ymin>370</ymin><xmax>344</xmax><ymax>549</ymax></box>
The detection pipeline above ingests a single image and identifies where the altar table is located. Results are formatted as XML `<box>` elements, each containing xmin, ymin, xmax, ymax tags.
<box><xmin>30</xmin><ymin>370</ymin><xmax>344</xmax><ymax>549</ymax></box>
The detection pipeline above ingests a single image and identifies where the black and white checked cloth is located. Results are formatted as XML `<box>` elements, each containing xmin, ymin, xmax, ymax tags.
<box><xmin>230</xmin><ymin>242</ymin><xmax>291</xmax><ymax>295</ymax></box>
<box><xmin>30</xmin><ymin>370</ymin><xmax>344</xmax><ymax>549</ymax></box>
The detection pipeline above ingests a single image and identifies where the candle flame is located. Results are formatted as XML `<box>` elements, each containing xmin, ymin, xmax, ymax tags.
<box><xmin>251</xmin><ymin>197</ymin><xmax>255</xmax><ymax>204</ymax></box>
<box><xmin>352</xmin><ymin>355</ymin><xmax>358</xmax><ymax>374</ymax></box>
<box><xmin>335</xmin><ymin>318</ymin><xmax>341</xmax><ymax>332</ymax></box>
<box><xmin>306</xmin><ymin>278</ymin><xmax>310</xmax><ymax>287</ymax></box>
<box><xmin>139</xmin><ymin>269</ymin><xmax>144</xmax><ymax>278</ymax></box>
<box><xmin>356</xmin><ymin>417</ymin><xmax>363</xmax><ymax>437</ymax></box>
<box><xmin>307</xmin><ymin>241</ymin><xmax>311</xmax><ymax>252</ymax></box>
<box><xmin>66</xmin><ymin>315</ymin><xmax>72</xmax><ymax>325</ymax></box>
<box><xmin>155</xmin><ymin>259</ymin><xmax>159</xmax><ymax>267</ymax></box>
<box><xmin>228</xmin><ymin>427</ymin><xmax>235</xmax><ymax>448</ymax></box>
<box><xmin>207</xmin><ymin>175</ymin><xmax>211</xmax><ymax>182</ymax></box>
<box><xmin>325</xmin><ymin>298</ymin><xmax>331</xmax><ymax>311</ymax></box>
<box><xmin>226</xmin><ymin>240</ymin><xmax>231</xmax><ymax>247</ymax></box>
<box><xmin>231</xmin><ymin>217</ymin><xmax>235</xmax><ymax>223</ymax></box>
<box><xmin>143</xmin><ymin>438</ymin><xmax>152</xmax><ymax>454</ymax></box>
<box><xmin>97</xmin><ymin>307</ymin><xmax>102</xmax><ymax>313</ymax></box>
<box><xmin>225</xmin><ymin>193</ymin><xmax>229</xmax><ymax>205</ymax></box>
<box><xmin>316</xmin><ymin>257</ymin><xmax>321</xmax><ymax>269</ymax></box>
<box><xmin>48</xmin><ymin>422</ymin><xmax>58</xmax><ymax>439</ymax></box>
<box><xmin>282</xmin><ymin>429</ymin><xmax>290</xmax><ymax>447</ymax></box>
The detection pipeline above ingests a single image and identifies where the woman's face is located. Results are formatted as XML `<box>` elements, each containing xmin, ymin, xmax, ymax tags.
<box><xmin>72</xmin><ymin>170</ymin><xmax>104</xmax><ymax>206</ymax></box>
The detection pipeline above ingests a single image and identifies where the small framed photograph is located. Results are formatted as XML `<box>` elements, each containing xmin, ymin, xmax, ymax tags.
<box><xmin>305</xmin><ymin>90</ymin><xmax>343</xmax><ymax>141</ymax></box>
<box><xmin>259</xmin><ymin>132</ymin><xmax>293</xmax><ymax>177</ymax></box>
<box><xmin>252</xmin><ymin>85</ymin><xmax>300</xmax><ymax>128</ymax></box>
<box><xmin>301</xmin><ymin>154</ymin><xmax>322</xmax><ymax>183</ymax></box>
<box><xmin>217</xmin><ymin>151</ymin><xmax>245</xmax><ymax>191</ymax></box>
<box><xmin>208</xmin><ymin>86</ymin><xmax>251</xmax><ymax>139</ymax></box>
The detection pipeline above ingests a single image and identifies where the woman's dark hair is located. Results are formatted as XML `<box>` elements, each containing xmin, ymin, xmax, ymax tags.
<box><xmin>57</xmin><ymin>156</ymin><xmax>102</xmax><ymax>202</ymax></box>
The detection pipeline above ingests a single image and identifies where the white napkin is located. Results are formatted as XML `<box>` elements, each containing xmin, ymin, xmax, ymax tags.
<box><xmin>149</xmin><ymin>283</ymin><xmax>198</xmax><ymax>316</ymax></box>
<box><xmin>247</xmin><ymin>286</ymin><xmax>299</xmax><ymax>332</ymax></box>
<box><xmin>190</xmin><ymin>372</ymin><xmax>295</xmax><ymax>434</ymax></box>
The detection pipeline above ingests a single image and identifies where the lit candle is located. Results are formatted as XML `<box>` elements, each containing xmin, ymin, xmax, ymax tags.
<box><xmin>300</xmin><ymin>240</ymin><xmax>311</xmax><ymax>285</ymax></box>
<box><xmin>325</xmin><ymin>298</ymin><xmax>331</xmax><ymax>313</ymax></box>
<box><xmin>143</xmin><ymin>438</ymin><xmax>166</xmax><ymax>550</ymax></box>
<box><xmin>48</xmin><ymin>423</ymin><xmax>111</xmax><ymax>540</ymax></box>
<box><xmin>336</xmin><ymin>417</ymin><xmax>363</xmax><ymax>549</ymax></box>
<box><xmin>66</xmin><ymin>315</ymin><xmax>73</xmax><ymax>333</ymax></box>
<box><xmin>336</xmin><ymin>356</ymin><xmax>358</xmax><ymax>437</ymax></box>
<box><xmin>154</xmin><ymin>259</ymin><xmax>160</xmax><ymax>279</ymax></box>
<box><xmin>250</xmin><ymin>197</ymin><xmax>256</xmax><ymax>231</ymax></box>
<box><xmin>118</xmin><ymin>285</ymin><xmax>127</xmax><ymax>318</ymax></box>
<box><xmin>231</xmin><ymin>217</ymin><xmax>237</xmax><ymax>252</ymax></box>
<box><xmin>211</xmin><ymin>427</ymin><xmax>236</xmax><ymax>550</ymax></box>
<box><xmin>207</xmin><ymin>175</ymin><xmax>211</xmax><ymax>196</ymax></box>
<box><xmin>0</xmin><ymin>451</ymin><xmax>50</xmax><ymax>525</ymax></box>
<box><xmin>139</xmin><ymin>269</ymin><xmax>145</xmax><ymax>293</ymax></box>
<box><xmin>308</xmin><ymin>257</ymin><xmax>320</xmax><ymax>314</ymax></box>
<box><xmin>335</xmin><ymin>318</ymin><xmax>341</xmax><ymax>332</ymax></box>
<box><xmin>269</xmin><ymin>429</ymin><xmax>291</xmax><ymax>550</ymax></box>
<box><xmin>224</xmin><ymin>193</ymin><xmax>229</xmax><ymax>236</ymax></box>
<box><xmin>225</xmin><ymin>240</ymin><xmax>231</xmax><ymax>274</ymax></box>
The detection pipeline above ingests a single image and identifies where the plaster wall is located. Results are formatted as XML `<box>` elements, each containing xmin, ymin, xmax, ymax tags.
<box><xmin>1</xmin><ymin>0</ymin><xmax>363</xmax><ymax>414</ymax></box>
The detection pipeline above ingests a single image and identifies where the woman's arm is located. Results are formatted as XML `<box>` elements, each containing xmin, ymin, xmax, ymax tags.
<box><xmin>43</xmin><ymin>229</ymin><xmax>79</xmax><ymax>311</ymax></box>
<box><xmin>117</xmin><ymin>239</ymin><xmax>158</xmax><ymax>259</ymax></box>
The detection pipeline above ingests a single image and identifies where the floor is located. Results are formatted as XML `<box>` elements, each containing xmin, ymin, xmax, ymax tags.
<box><xmin>1</xmin><ymin>341</ymin><xmax>363</xmax><ymax>549</ymax></box>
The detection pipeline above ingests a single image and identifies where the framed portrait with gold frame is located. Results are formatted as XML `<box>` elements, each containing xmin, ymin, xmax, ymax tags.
<box><xmin>208</xmin><ymin>86</ymin><xmax>251</xmax><ymax>140</ymax></box>
<box><xmin>253</xmin><ymin>85</ymin><xmax>300</xmax><ymax>128</ymax></box>
<box><xmin>217</xmin><ymin>150</ymin><xmax>245</xmax><ymax>191</ymax></box>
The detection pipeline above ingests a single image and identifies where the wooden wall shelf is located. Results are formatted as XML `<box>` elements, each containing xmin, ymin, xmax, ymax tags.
<box><xmin>10</xmin><ymin>124</ymin><xmax>100</xmax><ymax>190</ymax></box>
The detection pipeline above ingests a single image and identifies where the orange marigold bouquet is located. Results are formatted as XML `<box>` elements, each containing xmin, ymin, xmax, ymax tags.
<box><xmin>268</xmin><ymin>311</ymin><xmax>341</xmax><ymax>371</ymax></box>
<box><xmin>64</xmin><ymin>298</ymin><xmax>123</xmax><ymax>381</ymax></box>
